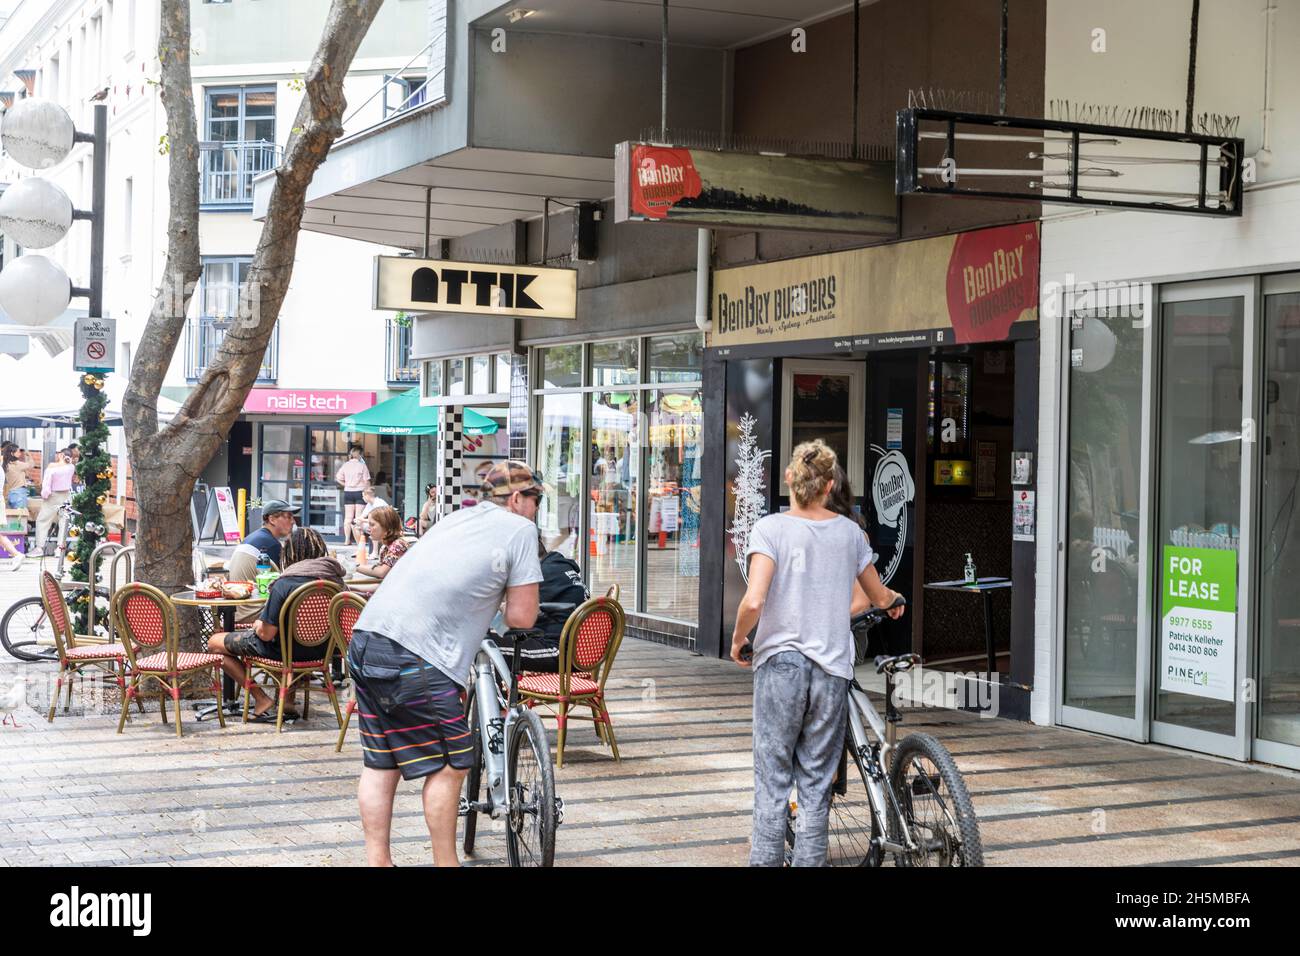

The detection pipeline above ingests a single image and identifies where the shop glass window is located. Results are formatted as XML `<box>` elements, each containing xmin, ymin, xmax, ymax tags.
<box><xmin>1258</xmin><ymin>292</ymin><xmax>1300</xmax><ymax>747</ymax></box>
<box><xmin>1062</xmin><ymin>309</ymin><xmax>1144</xmax><ymax>719</ymax></box>
<box><xmin>495</xmin><ymin>352</ymin><xmax>512</xmax><ymax>392</ymax></box>
<box><xmin>650</xmin><ymin>332</ymin><xmax>703</xmax><ymax>383</ymax></box>
<box><xmin>536</xmin><ymin>393</ymin><xmax>583</xmax><ymax>561</ymax></box>
<box><xmin>471</xmin><ymin>355</ymin><xmax>490</xmax><ymax>394</ymax></box>
<box><xmin>643</xmin><ymin>390</ymin><xmax>702</xmax><ymax>620</ymax></box>
<box><xmin>423</xmin><ymin>360</ymin><xmax>443</xmax><ymax>400</ymax></box>
<box><xmin>540</xmin><ymin>344</ymin><xmax>582</xmax><ymax>389</ymax></box>
<box><xmin>589</xmin><ymin>391</ymin><xmax>639</xmax><ymax>602</ymax></box>
<box><xmin>1154</xmin><ymin>296</ymin><xmax>1244</xmax><ymax>737</ymax></box>
<box><xmin>591</xmin><ymin>338</ymin><xmax>639</xmax><ymax>387</ymax></box>
<box><xmin>448</xmin><ymin>357</ymin><xmax>466</xmax><ymax>396</ymax></box>
<box><xmin>260</xmin><ymin>424</ymin><xmax>304</xmax><ymax>454</ymax></box>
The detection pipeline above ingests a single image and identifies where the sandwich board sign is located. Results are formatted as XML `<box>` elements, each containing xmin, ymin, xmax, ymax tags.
<box><xmin>73</xmin><ymin>317</ymin><xmax>116</xmax><ymax>373</ymax></box>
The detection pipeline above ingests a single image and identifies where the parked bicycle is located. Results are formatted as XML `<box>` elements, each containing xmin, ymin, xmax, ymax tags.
<box><xmin>758</xmin><ymin>597</ymin><xmax>984</xmax><ymax>867</ymax></box>
<box><xmin>459</xmin><ymin>605</ymin><xmax>567</xmax><ymax>867</ymax></box>
<box><xmin>1</xmin><ymin>502</ymin><xmax>110</xmax><ymax>663</ymax></box>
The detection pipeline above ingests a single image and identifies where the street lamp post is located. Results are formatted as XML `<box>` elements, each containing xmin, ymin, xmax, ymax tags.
<box><xmin>0</xmin><ymin>101</ymin><xmax>110</xmax><ymax>632</ymax></box>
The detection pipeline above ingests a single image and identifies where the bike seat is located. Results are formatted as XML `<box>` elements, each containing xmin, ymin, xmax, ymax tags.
<box><xmin>874</xmin><ymin>653</ymin><xmax>921</xmax><ymax>675</ymax></box>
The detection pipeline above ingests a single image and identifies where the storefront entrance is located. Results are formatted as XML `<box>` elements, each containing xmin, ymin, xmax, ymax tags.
<box><xmin>1059</xmin><ymin>274</ymin><xmax>1300</xmax><ymax>770</ymax></box>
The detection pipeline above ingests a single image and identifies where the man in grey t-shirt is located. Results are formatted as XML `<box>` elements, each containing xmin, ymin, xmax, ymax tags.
<box><xmin>351</xmin><ymin>460</ymin><xmax>545</xmax><ymax>868</ymax></box>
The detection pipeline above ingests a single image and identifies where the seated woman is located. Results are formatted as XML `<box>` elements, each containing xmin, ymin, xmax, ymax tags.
<box><xmin>351</xmin><ymin>506</ymin><xmax>407</xmax><ymax>593</ymax></box>
<box><xmin>207</xmin><ymin>527</ymin><xmax>347</xmax><ymax>722</ymax></box>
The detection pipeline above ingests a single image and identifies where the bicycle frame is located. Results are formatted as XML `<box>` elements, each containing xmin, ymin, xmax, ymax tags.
<box><xmin>845</xmin><ymin>680</ymin><xmax>921</xmax><ymax>858</ymax></box>
<box><xmin>469</xmin><ymin>638</ymin><xmax>522</xmax><ymax>820</ymax></box>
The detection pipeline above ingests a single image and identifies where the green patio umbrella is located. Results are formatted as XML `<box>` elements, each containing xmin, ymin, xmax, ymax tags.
<box><xmin>337</xmin><ymin>389</ymin><xmax>500</xmax><ymax>436</ymax></box>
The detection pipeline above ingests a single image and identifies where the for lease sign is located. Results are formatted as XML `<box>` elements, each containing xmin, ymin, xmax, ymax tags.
<box><xmin>1159</xmin><ymin>546</ymin><xmax>1236</xmax><ymax>702</ymax></box>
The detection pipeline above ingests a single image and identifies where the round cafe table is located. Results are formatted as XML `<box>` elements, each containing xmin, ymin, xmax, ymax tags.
<box><xmin>170</xmin><ymin>590</ymin><xmax>267</xmax><ymax>721</ymax></box>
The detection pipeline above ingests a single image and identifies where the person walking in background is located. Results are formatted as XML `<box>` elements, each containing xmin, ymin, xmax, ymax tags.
<box><xmin>36</xmin><ymin>449</ymin><xmax>76</xmax><ymax>555</ymax></box>
<box><xmin>730</xmin><ymin>440</ymin><xmax>904</xmax><ymax>867</ymax></box>
<box><xmin>336</xmin><ymin>446</ymin><xmax>371</xmax><ymax>547</ymax></box>
<box><xmin>3</xmin><ymin>443</ymin><xmax>33</xmax><ymax>512</ymax></box>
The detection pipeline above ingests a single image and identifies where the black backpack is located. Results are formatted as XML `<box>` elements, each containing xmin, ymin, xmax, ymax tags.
<box><xmin>537</xmin><ymin>551</ymin><xmax>588</xmax><ymax>642</ymax></box>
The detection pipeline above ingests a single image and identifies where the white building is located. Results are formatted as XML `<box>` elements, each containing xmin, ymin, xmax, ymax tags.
<box><xmin>0</xmin><ymin>0</ymin><xmax>437</xmax><ymax>529</ymax></box>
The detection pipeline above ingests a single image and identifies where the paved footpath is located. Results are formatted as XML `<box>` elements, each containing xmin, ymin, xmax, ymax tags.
<box><xmin>2</xmin><ymin>559</ymin><xmax>1300</xmax><ymax>866</ymax></box>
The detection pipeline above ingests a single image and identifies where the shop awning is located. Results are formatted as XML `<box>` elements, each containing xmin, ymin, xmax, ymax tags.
<box><xmin>337</xmin><ymin>388</ymin><xmax>499</xmax><ymax>436</ymax></box>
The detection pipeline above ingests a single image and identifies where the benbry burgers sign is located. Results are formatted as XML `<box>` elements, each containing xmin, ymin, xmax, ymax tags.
<box><xmin>711</xmin><ymin>222</ymin><xmax>1038</xmax><ymax>348</ymax></box>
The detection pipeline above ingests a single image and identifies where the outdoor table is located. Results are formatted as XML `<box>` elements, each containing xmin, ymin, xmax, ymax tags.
<box><xmin>170</xmin><ymin>590</ymin><xmax>267</xmax><ymax>721</ymax></box>
<box><xmin>922</xmin><ymin>577</ymin><xmax>1013</xmax><ymax>675</ymax></box>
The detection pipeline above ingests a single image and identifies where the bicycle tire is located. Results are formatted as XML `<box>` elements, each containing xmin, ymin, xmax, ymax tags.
<box><xmin>504</xmin><ymin>706</ymin><xmax>556</xmax><ymax>867</ymax></box>
<box><xmin>888</xmin><ymin>732</ymin><xmax>983</xmax><ymax>867</ymax></box>
<box><xmin>784</xmin><ymin>740</ymin><xmax>882</xmax><ymax>867</ymax></box>
<box><xmin>461</xmin><ymin>683</ymin><xmax>482</xmax><ymax>855</ymax></box>
<box><xmin>1</xmin><ymin>597</ymin><xmax>59</xmax><ymax>663</ymax></box>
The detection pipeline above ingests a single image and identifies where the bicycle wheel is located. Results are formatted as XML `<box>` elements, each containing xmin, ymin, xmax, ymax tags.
<box><xmin>1</xmin><ymin>597</ymin><xmax>59</xmax><ymax>662</ymax></box>
<box><xmin>504</xmin><ymin>706</ymin><xmax>556</xmax><ymax>867</ymax></box>
<box><xmin>784</xmin><ymin>741</ymin><xmax>882</xmax><ymax>867</ymax></box>
<box><xmin>888</xmin><ymin>732</ymin><xmax>983</xmax><ymax>867</ymax></box>
<box><xmin>461</xmin><ymin>683</ymin><xmax>482</xmax><ymax>855</ymax></box>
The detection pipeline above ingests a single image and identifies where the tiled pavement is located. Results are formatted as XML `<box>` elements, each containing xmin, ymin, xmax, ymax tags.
<box><xmin>2</xmin><ymin>560</ymin><xmax>1300</xmax><ymax>866</ymax></box>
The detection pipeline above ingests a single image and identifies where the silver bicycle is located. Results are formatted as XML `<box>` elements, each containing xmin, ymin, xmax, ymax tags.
<box><xmin>459</xmin><ymin>612</ymin><xmax>565</xmax><ymax>867</ymax></box>
<box><xmin>776</xmin><ymin>597</ymin><xmax>984</xmax><ymax>867</ymax></box>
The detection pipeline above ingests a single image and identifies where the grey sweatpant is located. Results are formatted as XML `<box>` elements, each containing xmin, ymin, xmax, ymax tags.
<box><xmin>749</xmin><ymin>650</ymin><xmax>849</xmax><ymax>867</ymax></box>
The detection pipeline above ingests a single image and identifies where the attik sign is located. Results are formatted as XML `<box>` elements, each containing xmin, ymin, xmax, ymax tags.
<box><xmin>374</xmin><ymin>256</ymin><xmax>577</xmax><ymax>319</ymax></box>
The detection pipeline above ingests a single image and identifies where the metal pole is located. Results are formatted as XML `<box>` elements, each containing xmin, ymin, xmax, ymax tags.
<box><xmin>851</xmin><ymin>0</ymin><xmax>860</xmax><ymax>158</ymax></box>
<box><xmin>660</xmin><ymin>0</ymin><xmax>668</xmax><ymax>141</ymax></box>
<box><xmin>89</xmin><ymin>104</ymin><xmax>106</xmax><ymax>317</ymax></box>
<box><xmin>998</xmin><ymin>0</ymin><xmax>1008</xmax><ymax>115</ymax></box>
<box><xmin>1184</xmin><ymin>0</ymin><xmax>1200</xmax><ymax>134</ymax></box>
<box><xmin>423</xmin><ymin>186</ymin><xmax>432</xmax><ymax>257</ymax></box>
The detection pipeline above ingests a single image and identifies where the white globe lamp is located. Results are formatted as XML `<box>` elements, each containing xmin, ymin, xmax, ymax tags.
<box><xmin>0</xmin><ymin>99</ymin><xmax>75</xmax><ymax>169</ymax></box>
<box><xmin>0</xmin><ymin>255</ymin><xmax>72</xmax><ymax>325</ymax></box>
<box><xmin>0</xmin><ymin>177</ymin><xmax>74</xmax><ymax>248</ymax></box>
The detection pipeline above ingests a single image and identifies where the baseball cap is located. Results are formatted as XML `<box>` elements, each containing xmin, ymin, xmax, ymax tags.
<box><xmin>261</xmin><ymin>499</ymin><xmax>294</xmax><ymax>518</ymax></box>
<box><xmin>479</xmin><ymin>459</ymin><xmax>546</xmax><ymax>499</ymax></box>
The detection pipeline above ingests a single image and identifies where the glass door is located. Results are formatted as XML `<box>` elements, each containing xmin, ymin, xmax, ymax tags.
<box><xmin>1058</xmin><ymin>290</ymin><xmax>1151</xmax><ymax>739</ymax></box>
<box><xmin>1151</xmin><ymin>278</ymin><xmax>1257</xmax><ymax>760</ymax></box>
<box><xmin>1256</xmin><ymin>275</ymin><xmax>1300</xmax><ymax>769</ymax></box>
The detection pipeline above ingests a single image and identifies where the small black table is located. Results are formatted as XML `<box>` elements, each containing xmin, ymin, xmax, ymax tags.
<box><xmin>923</xmin><ymin>577</ymin><xmax>1013</xmax><ymax>675</ymax></box>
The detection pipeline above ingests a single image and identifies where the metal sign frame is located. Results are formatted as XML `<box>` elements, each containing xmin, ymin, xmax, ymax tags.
<box><xmin>896</xmin><ymin>108</ymin><xmax>1245</xmax><ymax>218</ymax></box>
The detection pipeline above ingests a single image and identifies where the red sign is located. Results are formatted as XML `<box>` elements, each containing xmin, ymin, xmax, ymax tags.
<box><xmin>945</xmin><ymin>223</ymin><xmax>1040</xmax><ymax>344</ymax></box>
<box><xmin>243</xmin><ymin>389</ymin><xmax>376</xmax><ymax>416</ymax></box>
<box><xmin>629</xmin><ymin>145</ymin><xmax>703</xmax><ymax>219</ymax></box>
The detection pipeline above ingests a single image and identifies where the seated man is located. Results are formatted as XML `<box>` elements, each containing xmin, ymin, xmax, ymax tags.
<box><xmin>226</xmin><ymin>499</ymin><xmax>295</xmax><ymax>626</ymax></box>
<box><xmin>207</xmin><ymin>527</ymin><xmax>346</xmax><ymax>722</ymax></box>
<box><xmin>494</xmin><ymin>541</ymin><xmax>588</xmax><ymax>673</ymax></box>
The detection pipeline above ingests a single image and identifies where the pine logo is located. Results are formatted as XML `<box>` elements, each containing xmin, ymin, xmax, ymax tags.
<box><xmin>49</xmin><ymin>886</ymin><xmax>152</xmax><ymax>936</ymax></box>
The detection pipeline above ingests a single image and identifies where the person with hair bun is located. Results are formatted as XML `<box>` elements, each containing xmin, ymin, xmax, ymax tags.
<box><xmin>731</xmin><ymin>439</ymin><xmax>904</xmax><ymax>867</ymax></box>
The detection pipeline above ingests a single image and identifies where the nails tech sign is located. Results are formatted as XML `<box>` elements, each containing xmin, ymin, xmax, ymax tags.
<box><xmin>373</xmin><ymin>257</ymin><xmax>578</xmax><ymax>319</ymax></box>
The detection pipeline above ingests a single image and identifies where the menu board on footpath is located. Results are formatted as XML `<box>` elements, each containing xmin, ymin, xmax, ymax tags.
<box><xmin>1160</xmin><ymin>546</ymin><xmax>1236</xmax><ymax>701</ymax></box>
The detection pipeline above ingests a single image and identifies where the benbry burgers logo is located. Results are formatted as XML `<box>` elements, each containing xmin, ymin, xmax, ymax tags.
<box><xmin>945</xmin><ymin>224</ymin><xmax>1039</xmax><ymax>343</ymax></box>
<box><xmin>630</xmin><ymin>146</ymin><xmax>703</xmax><ymax>219</ymax></box>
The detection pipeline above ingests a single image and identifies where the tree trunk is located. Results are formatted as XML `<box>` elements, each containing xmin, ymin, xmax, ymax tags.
<box><xmin>123</xmin><ymin>0</ymin><xmax>386</xmax><ymax>649</ymax></box>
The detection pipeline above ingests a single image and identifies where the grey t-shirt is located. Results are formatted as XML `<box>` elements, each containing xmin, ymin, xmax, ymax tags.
<box><xmin>354</xmin><ymin>500</ymin><xmax>543</xmax><ymax>687</ymax></box>
<box><xmin>745</xmin><ymin>512</ymin><xmax>873</xmax><ymax>680</ymax></box>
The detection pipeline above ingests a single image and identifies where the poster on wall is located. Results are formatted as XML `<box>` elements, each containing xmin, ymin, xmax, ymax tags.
<box><xmin>722</xmin><ymin>359</ymin><xmax>774</xmax><ymax>641</ymax></box>
<box><xmin>1012</xmin><ymin>489</ymin><xmax>1035</xmax><ymax>541</ymax></box>
<box><xmin>1159</xmin><ymin>546</ymin><xmax>1237</xmax><ymax>701</ymax></box>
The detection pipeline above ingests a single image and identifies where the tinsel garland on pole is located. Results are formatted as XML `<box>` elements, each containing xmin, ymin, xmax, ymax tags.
<box><xmin>67</xmin><ymin>373</ymin><xmax>113</xmax><ymax>634</ymax></box>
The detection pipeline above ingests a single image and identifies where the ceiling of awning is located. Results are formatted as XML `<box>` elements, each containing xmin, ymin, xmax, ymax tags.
<box><xmin>476</xmin><ymin>0</ymin><xmax>861</xmax><ymax>49</ymax></box>
<box><xmin>299</xmin><ymin>146</ymin><xmax>615</xmax><ymax>250</ymax></box>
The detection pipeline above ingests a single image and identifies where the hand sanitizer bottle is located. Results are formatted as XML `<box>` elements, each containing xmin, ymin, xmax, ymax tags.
<box><xmin>964</xmin><ymin>552</ymin><xmax>977</xmax><ymax>585</ymax></box>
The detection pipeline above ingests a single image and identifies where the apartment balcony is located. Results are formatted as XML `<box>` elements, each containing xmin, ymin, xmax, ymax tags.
<box><xmin>200</xmin><ymin>140</ymin><xmax>282</xmax><ymax>209</ymax></box>
<box><xmin>185</xmin><ymin>317</ymin><xmax>278</xmax><ymax>384</ymax></box>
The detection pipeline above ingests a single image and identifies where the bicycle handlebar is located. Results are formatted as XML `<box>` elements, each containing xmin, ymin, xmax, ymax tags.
<box><xmin>739</xmin><ymin>595</ymin><xmax>906</xmax><ymax>664</ymax></box>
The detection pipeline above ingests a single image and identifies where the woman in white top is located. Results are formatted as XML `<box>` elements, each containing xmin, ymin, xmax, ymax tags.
<box><xmin>335</xmin><ymin>446</ymin><xmax>371</xmax><ymax>546</ymax></box>
<box><xmin>730</xmin><ymin>440</ymin><xmax>904</xmax><ymax>867</ymax></box>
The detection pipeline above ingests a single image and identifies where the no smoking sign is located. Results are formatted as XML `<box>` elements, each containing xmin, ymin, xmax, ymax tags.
<box><xmin>74</xmin><ymin>316</ymin><xmax>116</xmax><ymax>373</ymax></box>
